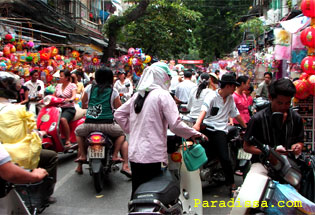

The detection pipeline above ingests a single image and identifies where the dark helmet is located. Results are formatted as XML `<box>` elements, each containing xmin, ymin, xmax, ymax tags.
<box><xmin>0</xmin><ymin>71</ymin><xmax>19</xmax><ymax>99</ymax></box>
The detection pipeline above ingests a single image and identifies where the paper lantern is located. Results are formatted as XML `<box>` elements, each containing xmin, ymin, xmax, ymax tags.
<box><xmin>294</xmin><ymin>79</ymin><xmax>311</xmax><ymax>99</ymax></box>
<box><xmin>307</xmin><ymin>74</ymin><xmax>315</xmax><ymax>95</ymax></box>
<box><xmin>301</xmin><ymin>26</ymin><xmax>315</xmax><ymax>48</ymax></box>
<box><xmin>26</xmin><ymin>56</ymin><xmax>33</xmax><ymax>62</ymax></box>
<box><xmin>3</xmin><ymin>46</ymin><xmax>10</xmax><ymax>57</ymax></box>
<box><xmin>301</xmin><ymin>55</ymin><xmax>315</xmax><ymax>75</ymax></box>
<box><xmin>5</xmin><ymin>34</ymin><xmax>12</xmax><ymax>41</ymax></box>
<box><xmin>27</xmin><ymin>41</ymin><xmax>34</xmax><ymax>49</ymax></box>
<box><xmin>300</xmin><ymin>72</ymin><xmax>310</xmax><ymax>80</ymax></box>
<box><xmin>72</xmin><ymin>50</ymin><xmax>80</xmax><ymax>58</ymax></box>
<box><xmin>301</xmin><ymin>0</ymin><xmax>315</xmax><ymax>18</ymax></box>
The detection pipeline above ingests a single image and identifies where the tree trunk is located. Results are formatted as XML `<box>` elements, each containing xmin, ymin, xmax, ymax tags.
<box><xmin>101</xmin><ymin>0</ymin><xmax>152</xmax><ymax>63</ymax></box>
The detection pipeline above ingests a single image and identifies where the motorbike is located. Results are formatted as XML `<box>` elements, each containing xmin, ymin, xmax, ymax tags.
<box><xmin>230</xmin><ymin>112</ymin><xmax>315</xmax><ymax>214</ymax></box>
<box><xmin>0</xmin><ymin>177</ymin><xmax>53</xmax><ymax>215</ymax></box>
<box><xmin>86</xmin><ymin>131</ymin><xmax>120</xmax><ymax>193</ymax></box>
<box><xmin>252</xmin><ymin>97</ymin><xmax>270</xmax><ymax>113</ymax></box>
<box><xmin>128</xmin><ymin>130</ymin><xmax>203</xmax><ymax>215</ymax></box>
<box><xmin>37</xmin><ymin>95</ymin><xmax>86</xmax><ymax>153</ymax></box>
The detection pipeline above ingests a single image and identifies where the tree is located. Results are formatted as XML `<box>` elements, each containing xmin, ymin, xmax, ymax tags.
<box><xmin>122</xmin><ymin>0</ymin><xmax>202</xmax><ymax>59</ymax></box>
<box><xmin>101</xmin><ymin>0</ymin><xmax>153</xmax><ymax>62</ymax></box>
<box><xmin>184</xmin><ymin>0</ymin><xmax>252</xmax><ymax>62</ymax></box>
<box><xmin>239</xmin><ymin>17</ymin><xmax>265</xmax><ymax>41</ymax></box>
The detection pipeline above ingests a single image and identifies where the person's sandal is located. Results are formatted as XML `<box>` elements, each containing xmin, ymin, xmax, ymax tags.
<box><xmin>230</xmin><ymin>187</ymin><xmax>237</xmax><ymax>198</ymax></box>
<box><xmin>120</xmin><ymin>169</ymin><xmax>132</xmax><ymax>178</ymax></box>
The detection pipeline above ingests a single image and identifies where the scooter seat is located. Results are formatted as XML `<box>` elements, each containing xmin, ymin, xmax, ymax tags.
<box><xmin>133</xmin><ymin>169</ymin><xmax>180</xmax><ymax>206</ymax></box>
<box><xmin>73</xmin><ymin>106</ymin><xmax>86</xmax><ymax>121</ymax></box>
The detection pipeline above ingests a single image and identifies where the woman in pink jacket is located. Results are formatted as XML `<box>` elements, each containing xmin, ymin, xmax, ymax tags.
<box><xmin>114</xmin><ymin>62</ymin><xmax>205</xmax><ymax>197</ymax></box>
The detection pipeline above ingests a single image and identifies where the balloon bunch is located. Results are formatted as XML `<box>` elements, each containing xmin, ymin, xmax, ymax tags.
<box><xmin>121</xmin><ymin>47</ymin><xmax>151</xmax><ymax>67</ymax></box>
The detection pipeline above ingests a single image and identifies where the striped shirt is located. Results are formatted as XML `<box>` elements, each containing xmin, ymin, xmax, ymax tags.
<box><xmin>55</xmin><ymin>83</ymin><xmax>77</xmax><ymax>108</ymax></box>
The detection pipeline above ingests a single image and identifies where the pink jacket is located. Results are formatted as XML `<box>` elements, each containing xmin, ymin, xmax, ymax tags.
<box><xmin>114</xmin><ymin>88</ymin><xmax>200</xmax><ymax>164</ymax></box>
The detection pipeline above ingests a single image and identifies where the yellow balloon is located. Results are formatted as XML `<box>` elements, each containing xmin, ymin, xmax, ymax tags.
<box><xmin>144</xmin><ymin>55</ymin><xmax>151</xmax><ymax>64</ymax></box>
<box><xmin>128</xmin><ymin>57</ymin><xmax>133</xmax><ymax>66</ymax></box>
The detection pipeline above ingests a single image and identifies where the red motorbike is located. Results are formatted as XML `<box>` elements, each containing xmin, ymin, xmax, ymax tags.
<box><xmin>37</xmin><ymin>95</ymin><xmax>86</xmax><ymax>153</ymax></box>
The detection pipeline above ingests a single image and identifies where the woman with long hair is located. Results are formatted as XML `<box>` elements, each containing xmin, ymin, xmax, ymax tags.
<box><xmin>187</xmin><ymin>73</ymin><xmax>213</xmax><ymax>120</ymax></box>
<box><xmin>74</xmin><ymin>67</ymin><xmax>130</xmax><ymax>176</ymax></box>
<box><xmin>53</xmin><ymin>69</ymin><xmax>77</xmax><ymax>147</ymax></box>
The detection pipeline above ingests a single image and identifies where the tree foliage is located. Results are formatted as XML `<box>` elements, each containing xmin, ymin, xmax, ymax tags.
<box><xmin>239</xmin><ymin>17</ymin><xmax>265</xmax><ymax>39</ymax></box>
<box><xmin>184</xmin><ymin>0</ymin><xmax>252</xmax><ymax>61</ymax></box>
<box><xmin>121</xmin><ymin>0</ymin><xmax>202</xmax><ymax>60</ymax></box>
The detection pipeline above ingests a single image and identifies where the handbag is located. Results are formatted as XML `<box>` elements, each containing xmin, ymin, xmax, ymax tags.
<box><xmin>182</xmin><ymin>138</ymin><xmax>208</xmax><ymax>171</ymax></box>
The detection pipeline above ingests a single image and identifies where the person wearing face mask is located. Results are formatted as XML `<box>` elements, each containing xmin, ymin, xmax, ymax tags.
<box><xmin>114</xmin><ymin>62</ymin><xmax>206</xmax><ymax>197</ymax></box>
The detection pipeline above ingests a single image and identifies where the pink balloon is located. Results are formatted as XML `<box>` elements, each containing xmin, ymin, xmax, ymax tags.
<box><xmin>128</xmin><ymin>48</ymin><xmax>135</xmax><ymax>56</ymax></box>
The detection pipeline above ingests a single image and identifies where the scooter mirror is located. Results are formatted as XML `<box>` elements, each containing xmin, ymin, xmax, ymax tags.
<box><xmin>271</xmin><ymin>112</ymin><xmax>283</xmax><ymax>131</ymax></box>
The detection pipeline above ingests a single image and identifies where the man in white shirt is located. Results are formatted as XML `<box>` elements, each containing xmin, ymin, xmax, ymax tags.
<box><xmin>174</xmin><ymin>70</ymin><xmax>196</xmax><ymax>104</ymax></box>
<box><xmin>24</xmin><ymin>70</ymin><xmax>45</xmax><ymax>100</ymax></box>
<box><xmin>193</xmin><ymin>73</ymin><xmax>247</xmax><ymax>197</ymax></box>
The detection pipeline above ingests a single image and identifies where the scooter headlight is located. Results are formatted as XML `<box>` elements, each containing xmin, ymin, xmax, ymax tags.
<box><xmin>43</xmin><ymin>96</ymin><xmax>52</xmax><ymax>106</ymax></box>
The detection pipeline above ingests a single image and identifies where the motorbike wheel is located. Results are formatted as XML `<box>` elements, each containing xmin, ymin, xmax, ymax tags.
<box><xmin>93</xmin><ymin>171</ymin><xmax>104</xmax><ymax>193</ymax></box>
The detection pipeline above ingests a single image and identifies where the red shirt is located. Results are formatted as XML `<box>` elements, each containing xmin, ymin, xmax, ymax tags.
<box><xmin>232</xmin><ymin>91</ymin><xmax>250</xmax><ymax>124</ymax></box>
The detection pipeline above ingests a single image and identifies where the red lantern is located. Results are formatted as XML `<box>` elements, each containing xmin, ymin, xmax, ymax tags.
<box><xmin>301</xmin><ymin>0</ymin><xmax>315</xmax><ymax>18</ymax></box>
<box><xmin>301</xmin><ymin>55</ymin><xmax>315</xmax><ymax>75</ymax></box>
<box><xmin>300</xmin><ymin>72</ymin><xmax>310</xmax><ymax>80</ymax></box>
<box><xmin>308</xmin><ymin>74</ymin><xmax>315</xmax><ymax>95</ymax></box>
<box><xmin>294</xmin><ymin>79</ymin><xmax>311</xmax><ymax>99</ymax></box>
<box><xmin>301</xmin><ymin>26</ymin><xmax>315</xmax><ymax>48</ymax></box>
<box><xmin>5</xmin><ymin>34</ymin><xmax>12</xmax><ymax>41</ymax></box>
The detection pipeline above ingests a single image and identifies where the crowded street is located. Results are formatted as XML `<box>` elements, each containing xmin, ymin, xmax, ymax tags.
<box><xmin>0</xmin><ymin>0</ymin><xmax>315</xmax><ymax>215</ymax></box>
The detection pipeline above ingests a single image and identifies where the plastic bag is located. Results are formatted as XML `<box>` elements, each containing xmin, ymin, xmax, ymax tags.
<box><xmin>265</xmin><ymin>181</ymin><xmax>315</xmax><ymax>215</ymax></box>
<box><xmin>0</xmin><ymin>104</ymin><xmax>42</xmax><ymax>169</ymax></box>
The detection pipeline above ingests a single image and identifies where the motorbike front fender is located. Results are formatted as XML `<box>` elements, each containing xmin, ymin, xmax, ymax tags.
<box><xmin>90</xmin><ymin>159</ymin><xmax>103</xmax><ymax>174</ymax></box>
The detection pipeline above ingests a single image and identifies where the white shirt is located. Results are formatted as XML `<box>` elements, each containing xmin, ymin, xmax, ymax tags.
<box><xmin>187</xmin><ymin>87</ymin><xmax>213</xmax><ymax>119</ymax></box>
<box><xmin>24</xmin><ymin>79</ymin><xmax>45</xmax><ymax>98</ymax></box>
<box><xmin>113</xmin><ymin>79</ymin><xmax>133</xmax><ymax>99</ymax></box>
<box><xmin>175</xmin><ymin>80</ymin><xmax>196</xmax><ymax>103</ymax></box>
<box><xmin>84</xmin><ymin>84</ymin><xmax>119</xmax><ymax>109</ymax></box>
<box><xmin>201</xmin><ymin>89</ymin><xmax>239</xmax><ymax>133</ymax></box>
<box><xmin>0</xmin><ymin>143</ymin><xmax>11</xmax><ymax>166</ymax></box>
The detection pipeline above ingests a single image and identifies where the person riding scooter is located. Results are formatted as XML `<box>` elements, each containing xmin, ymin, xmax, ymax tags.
<box><xmin>0</xmin><ymin>71</ymin><xmax>58</xmax><ymax>204</ymax></box>
<box><xmin>74</xmin><ymin>67</ymin><xmax>131</xmax><ymax>177</ymax></box>
<box><xmin>243</xmin><ymin>78</ymin><xmax>304</xmax><ymax>178</ymax></box>
<box><xmin>114</xmin><ymin>62</ymin><xmax>206</xmax><ymax>198</ymax></box>
<box><xmin>53</xmin><ymin>69</ymin><xmax>77</xmax><ymax>148</ymax></box>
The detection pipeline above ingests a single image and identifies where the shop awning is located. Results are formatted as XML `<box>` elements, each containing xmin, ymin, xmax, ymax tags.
<box><xmin>90</xmin><ymin>37</ymin><xmax>108</xmax><ymax>48</ymax></box>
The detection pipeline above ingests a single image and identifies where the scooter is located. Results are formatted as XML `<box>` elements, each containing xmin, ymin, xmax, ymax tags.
<box><xmin>128</xmin><ymin>130</ymin><xmax>203</xmax><ymax>215</ymax></box>
<box><xmin>0</xmin><ymin>177</ymin><xmax>54</xmax><ymax>215</ymax></box>
<box><xmin>230</xmin><ymin>135</ymin><xmax>315</xmax><ymax>214</ymax></box>
<box><xmin>86</xmin><ymin>131</ymin><xmax>120</xmax><ymax>193</ymax></box>
<box><xmin>37</xmin><ymin>95</ymin><xmax>86</xmax><ymax>153</ymax></box>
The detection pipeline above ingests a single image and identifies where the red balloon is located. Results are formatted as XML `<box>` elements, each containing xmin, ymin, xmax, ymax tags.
<box><xmin>301</xmin><ymin>26</ymin><xmax>315</xmax><ymax>48</ymax></box>
<box><xmin>301</xmin><ymin>0</ymin><xmax>315</xmax><ymax>18</ymax></box>
<box><xmin>301</xmin><ymin>55</ymin><xmax>315</xmax><ymax>75</ymax></box>
<box><xmin>294</xmin><ymin>79</ymin><xmax>311</xmax><ymax>99</ymax></box>
<box><xmin>299</xmin><ymin>72</ymin><xmax>309</xmax><ymax>80</ymax></box>
<box><xmin>308</xmin><ymin>74</ymin><xmax>315</xmax><ymax>95</ymax></box>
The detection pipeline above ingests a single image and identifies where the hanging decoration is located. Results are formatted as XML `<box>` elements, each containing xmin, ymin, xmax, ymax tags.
<box><xmin>297</xmin><ymin>0</ymin><xmax>315</xmax><ymax>99</ymax></box>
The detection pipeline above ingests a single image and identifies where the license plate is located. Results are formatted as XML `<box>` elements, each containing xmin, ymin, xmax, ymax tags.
<box><xmin>237</xmin><ymin>148</ymin><xmax>252</xmax><ymax>160</ymax></box>
<box><xmin>88</xmin><ymin>146</ymin><xmax>105</xmax><ymax>159</ymax></box>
